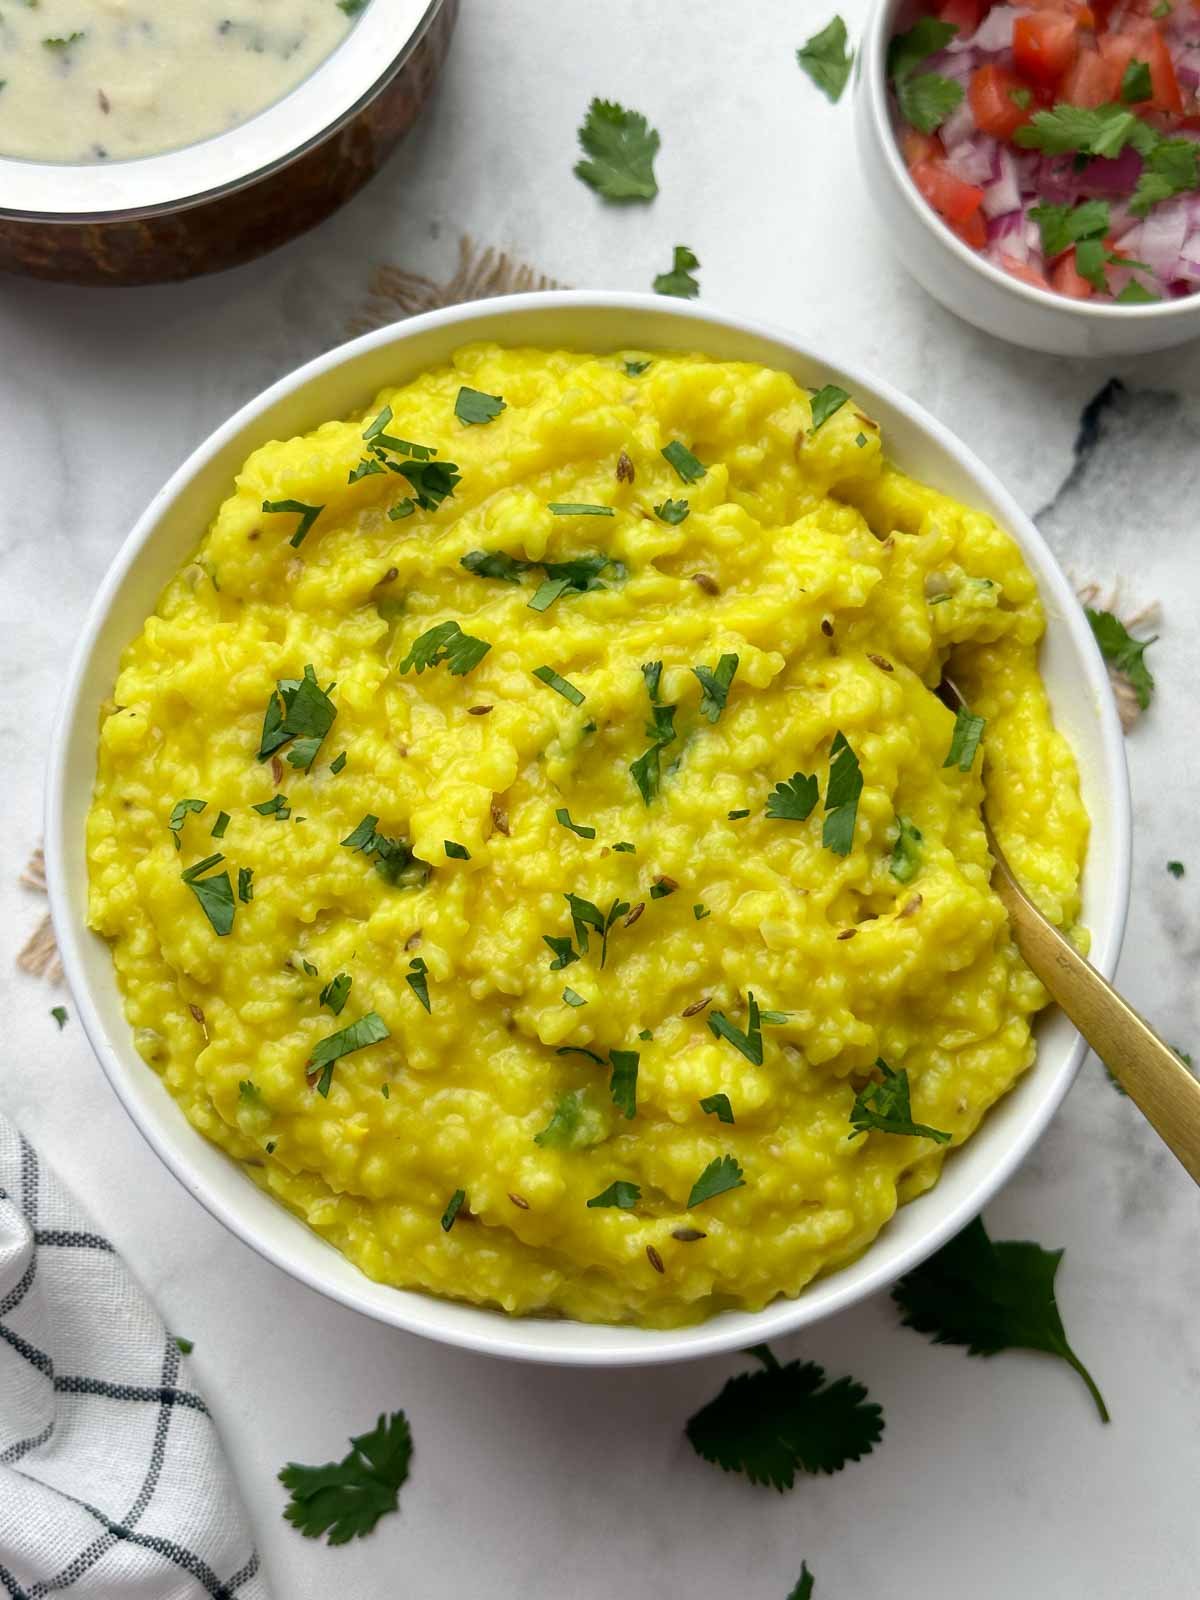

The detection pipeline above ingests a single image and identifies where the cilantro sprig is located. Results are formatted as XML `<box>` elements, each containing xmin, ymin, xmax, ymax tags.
<box><xmin>849</xmin><ymin>1059</ymin><xmax>951</xmax><ymax>1143</ymax></box>
<box><xmin>257</xmin><ymin>664</ymin><xmax>337</xmax><ymax>769</ymax></box>
<box><xmin>686</xmin><ymin>1344</ymin><xmax>884</xmax><ymax>1488</ymax></box>
<box><xmin>766</xmin><ymin>772</ymin><xmax>819</xmax><ymax>822</ymax></box>
<box><xmin>893</xmin><ymin>1215</ymin><xmax>1109</xmax><ymax>1421</ymax></box>
<box><xmin>574</xmin><ymin>98</ymin><xmax>660</xmax><ymax>201</ymax></box>
<box><xmin>687</xmin><ymin>1153</ymin><xmax>745</xmax><ymax>1207</ymax></box>
<box><xmin>888</xmin><ymin>17</ymin><xmax>962</xmax><ymax>134</ymax></box>
<box><xmin>692</xmin><ymin>653</ymin><xmax>738</xmax><ymax>723</ymax></box>
<box><xmin>1086</xmin><ymin>607</ymin><xmax>1156</xmax><ymax>708</ymax></box>
<box><xmin>399</xmin><ymin>621</ymin><xmax>491</xmax><ymax>677</ymax></box>
<box><xmin>280</xmin><ymin>1411</ymin><xmax>412</xmax><ymax>1544</ymax></box>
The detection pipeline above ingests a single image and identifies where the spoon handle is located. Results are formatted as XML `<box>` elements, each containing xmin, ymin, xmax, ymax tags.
<box><xmin>993</xmin><ymin>866</ymin><xmax>1200</xmax><ymax>1186</ymax></box>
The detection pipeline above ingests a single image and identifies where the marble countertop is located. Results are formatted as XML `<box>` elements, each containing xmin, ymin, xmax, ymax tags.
<box><xmin>3</xmin><ymin>1</ymin><xmax>1198</xmax><ymax>1594</ymax></box>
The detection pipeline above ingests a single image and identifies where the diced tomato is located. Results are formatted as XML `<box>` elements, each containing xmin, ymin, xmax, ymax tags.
<box><xmin>1142</xmin><ymin>27</ymin><xmax>1184</xmax><ymax>113</ymax></box>
<box><xmin>938</xmin><ymin>0</ymin><xmax>983</xmax><ymax>35</ymax></box>
<box><xmin>1101</xmin><ymin>24</ymin><xmax>1183</xmax><ymax>112</ymax></box>
<box><xmin>999</xmin><ymin>254</ymin><xmax>1051</xmax><ymax>288</ymax></box>
<box><xmin>953</xmin><ymin>210</ymin><xmax>989</xmax><ymax>248</ymax></box>
<box><xmin>1062</xmin><ymin>42</ymin><xmax>1117</xmax><ymax>106</ymax></box>
<box><xmin>969</xmin><ymin>63</ymin><xmax>1036</xmax><ymax>138</ymax></box>
<box><xmin>1013</xmin><ymin>12</ymin><xmax>1080</xmax><ymax>84</ymax></box>
<box><xmin>911</xmin><ymin>159</ymin><xmax>986</xmax><ymax>226</ymax></box>
<box><xmin>902</xmin><ymin>128</ymin><xmax>942</xmax><ymax>168</ymax></box>
<box><xmin>1051</xmin><ymin>252</ymin><xmax>1096</xmax><ymax>297</ymax></box>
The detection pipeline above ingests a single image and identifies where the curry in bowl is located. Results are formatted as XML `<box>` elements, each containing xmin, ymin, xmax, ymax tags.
<box><xmin>85</xmin><ymin>345</ymin><xmax>1087</xmax><ymax>1328</ymax></box>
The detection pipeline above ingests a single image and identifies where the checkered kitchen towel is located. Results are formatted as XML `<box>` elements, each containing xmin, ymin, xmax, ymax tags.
<box><xmin>0</xmin><ymin>1114</ymin><xmax>270</xmax><ymax>1599</ymax></box>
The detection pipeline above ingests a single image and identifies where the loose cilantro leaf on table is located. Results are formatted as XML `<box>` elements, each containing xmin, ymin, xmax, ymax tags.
<box><xmin>182</xmin><ymin>855</ymin><xmax>235</xmax><ymax>936</ymax></box>
<box><xmin>849</xmin><ymin>1059</ymin><xmax>951</xmax><ymax>1143</ymax></box>
<box><xmin>653</xmin><ymin>244</ymin><xmax>701</xmax><ymax>299</ymax></box>
<box><xmin>454</xmin><ymin>386</ymin><xmax>505</xmax><ymax>426</ymax></box>
<box><xmin>1085</xmin><ymin>607</ymin><xmax>1156</xmax><ymax>709</ymax></box>
<box><xmin>687</xmin><ymin>1154</ymin><xmax>745</xmax><ymax>1207</ymax></box>
<box><xmin>587</xmin><ymin>1180</ymin><xmax>640</xmax><ymax>1209</ymax></box>
<box><xmin>809</xmin><ymin>384</ymin><xmax>851</xmax><ymax>431</ymax></box>
<box><xmin>798</xmin><ymin>15</ymin><xmax>853</xmax><ymax>103</ymax></box>
<box><xmin>661</xmin><ymin>440</ymin><xmax>706</xmax><ymax>483</ymax></box>
<box><xmin>686</xmin><ymin>1344</ymin><xmax>883</xmax><ymax>1488</ymax></box>
<box><xmin>890</xmin><ymin>815</ymin><xmax>923</xmax><ymax>882</ymax></box>
<box><xmin>766</xmin><ymin>772</ymin><xmax>819</xmax><ymax>822</ymax></box>
<box><xmin>692</xmin><ymin>653</ymin><xmax>738</xmax><ymax>723</ymax></box>
<box><xmin>943</xmin><ymin>705</ymin><xmax>985</xmax><ymax>772</ymax></box>
<box><xmin>823</xmin><ymin>731</ymin><xmax>863</xmax><ymax>855</ymax></box>
<box><xmin>280</xmin><ymin>1410</ymin><xmax>412</xmax><ymax>1544</ymax></box>
<box><xmin>893</xmin><ymin>1215</ymin><xmax>1109</xmax><ymax>1421</ymax></box>
<box><xmin>574</xmin><ymin>98</ymin><xmax>660</xmax><ymax>201</ymax></box>
<box><xmin>1168</xmin><ymin>860</ymin><xmax>1185</xmax><ymax>878</ymax></box>
<box><xmin>788</xmin><ymin>1566</ymin><xmax>816</xmax><ymax>1600</ymax></box>
<box><xmin>50</xmin><ymin>1006</ymin><xmax>68</xmax><ymax>1029</ymax></box>
<box><xmin>308</xmin><ymin>1012</ymin><xmax>390</xmax><ymax>1098</ymax></box>
<box><xmin>262</xmin><ymin>499</ymin><xmax>323</xmax><ymax>548</ymax></box>
<box><xmin>700</xmin><ymin>1092</ymin><xmax>734</xmax><ymax>1124</ymax></box>
<box><xmin>708</xmin><ymin>993</ymin><xmax>763</xmax><ymax>1065</ymax></box>
<box><xmin>399</xmin><ymin>621</ymin><xmax>491</xmax><ymax>677</ymax></box>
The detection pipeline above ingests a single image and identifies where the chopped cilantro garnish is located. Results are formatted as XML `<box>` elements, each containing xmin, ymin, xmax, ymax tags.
<box><xmin>587</xmin><ymin>1180</ymin><xmax>640</xmax><ymax>1209</ymax></box>
<box><xmin>534</xmin><ymin>1087</ymin><xmax>604</xmax><ymax>1149</ymax></box>
<box><xmin>624</xmin><ymin>358</ymin><xmax>651</xmax><ymax>376</ymax></box>
<box><xmin>822</xmin><ymin>731</ymin><xmax>863</xmax><ymax>856</ymax></box>
<box><xmin>564</xmin><ymin>891</ymin><xmax>630</xmax><ymax>968</ymax></box>
<box><xmin>441</xmin><ymin>1189</ymin><xmax>466</xmax><ymax>1231</ymax></box>
<box><xmin>1015</xmin><ymin>102</ymin><xmax>1154</xmax><ymax>159</ymax></box>
<box><xmin>444</xmin><ymin>840</ymin><xmax>470</xmax><ymax>860</ymax></box>
<box><xmin>893</xmin><ymin>1215</ymin><xmax>1108</xmax><ymax>1421</ymax></box>
<box><xmin>654</xmin><ymin>497</ymin><xmax>690</xmax><ymax>523</ymax></box>
<box><xmin>43</xmin><ymin>31</ymin><xmax>85</xmax><ymax>50</ymax></box>
<box><xmin>261</xmin><ymin>499</ymin><xmax>323</xmax><ymax>548</ymax></box>
<box><xmin>547</xmin><ymin>502</ymin><xmax>615</xmax><ymax>516</ymax></box>
<box><xmin>529</xmin><ymin>576</ymin><xmax>572</xmax><ymax>612</ymax></box>
<box><xmin>253</xmin><ymin>794</ymin><xmax>291</xmax><ymax>819</ymax></box>
<box><xmin>649</xmin><ymin>878</ymin><xmax>676</xmax><ymax>899</ymax></box>
<box><xmin>388</xmin><ymin>499</ymin><xmax>416</xmax><ymax>520</ymax></box>
<box><xmin>399</xmin><ymin>621</ymin><xmax>490</xmax><ymax>677</ymax></box>
<box><xmin>1116</xmin><ymin>280</ymin><xmax>1160</xmax><ymax>304</ymax></box>
<box><xmin>50</xmin><ymin>1006</ymin><xmax>68</xmax><ymax>1030</ymax></box>
<box><xmin>211</xmin><ymin>810</ymin><xmax>230</xmax><ymax>839</ymax></box>
<box><xmin>810</xmin><ymin>384</ymin><xmax>851</xmax><ymax>431</ymax></box>
<box><xmin>609</xmin><ymin>1048</ymin><xmax>640</xmax><ymax>1119</ymax></box>
<box><xmin>168</xmin><ymin>798</ymin><xmax>206</xmax><ymax>849</ymax></box>
<box><xmin>406</xmin><ymin>956</ymin><xmax>431</xmax><ymax>1012</ymax></box>
<box><xmin>797</xmin><ymin>14</ymin><xmax>854</xmax><ymax>103</ymax></box>
<box><xmin>257</xmin><ymin>664</ymin><xmax>337</xmax><ymax>768</ymax></box>
<box><xmin>687</xmin><ymin>1153</ymin><xmax>745</xmax><ymax>1207</ymax></box>
<box><xmin>653</xmin><ymin>244</ymin><xmax>701</xmax><ymax>299</ymax></box>
<box><xmin>562</xmin><ymin>986</ymin><xmax>587</xmax><ymax>1007</ymax></box>
<box><xmin>340</xmin><ymin>814</ymin><xmax>421</xmax><ymax>886</ymax></box>
<box><xmin>182</xmin><ymin>856</ymin><xmax>235</xmax><ymax>936</ymax></box>
<box><xmin>693</xmin><ymin>903</ymin><xmax>710</xmax><ymax>921</ymax></box>
<box><xmin>174</xmin><ymin>1335</ymin><xmax>195</xmax><ymax>1355</ymax></box>
<box><xmin>728</xmin><ymin>808</ymin><xmax>750</xmax><ymax>820</ymax></box>
<box><xmin>890</xmin><ymin>815</ymin><xmax>923</xmax><ymax>883</ymax></box>
<box><xmin>238</xmin><ymin>1079</ymin><xmax>261</xmax><ymax>1106</ymax></box>
<box><xmin>766</xmin><ymin>771</ymin><xmax>819</xmax><ymax>822</ymax></box>
<box><xmin>708</xmin><ymin>993</ymin><xmax>763</xmax><ymax>1065</ymax></box>
<box><xmin>1028</xmin><ymin>199</ymin><xmax>1109</xmax><ymax>259</ymax></box>
<box><xmin>612</xmin><ymin>841</ymin><xmax>636</xmax><ymax>853</ymax></box>
<box><xmin>686</xmin><ymin>1343</ymin><xmax>883</xmax><ymax>1487</ymax></box>
<box><xmin>692</xmin><ymin>652</ymin><xmax>738</xmax><ymax>723</ymax></box>
<box><xmin>642</xmin><ymin>660</ymin><xmax>663</xmax><ymax>701</ymax></box>
<box><xmin>330</xmin><ymin>751</ymin><xmax>347</xmax><ymax>774</ymax></box>
<box><xmin>308</xmin><ymin>1012</ymin><xmax>390</xmax><ymax>1097</ymax></box>
<box><xmin>320</xmin><ymin>973</ymin><xmax>352</xmax><ymax>1015</ymax></box>
<box><xmin>1131</xmin><ymin>137</ymin><xmax>1200</xmax><ymax>215</ymax></box>
<box><xmin>544</xmin><ymin>934</ymin><xmax>580</xmax><ymax>971</ymax></box>
<box><xmin>700</xmin><ymin>1092</ymin><xmax>734</xmax><ymax>1124</ymax></box>
<box><xmin>1121</xmin><ymin>59</ymin><xmax>1152</xmax><ymax>104</ymax></box>
<box><xmin>462</xmin><ymin>549</ymin><xmax>528</xmax><ymax>582</ymax></box>
<box><xmin>661</xmin><ymin>440</ymin><xmax>706</xmax><ymax>483</ymax></box>
<box><xmin>943</xmin><ymin>705</ymin><xmax>986</xmax><ymax>772</ymax></box>
<box><xmin>849</xmin><ymin>1059</ymin><xmax>951</xmax><ymax>1143</ymax></box>
<box><xmin>390</xmin><ymin>458</ymin><xmax>461</xmax><ymax>511</ymax></box>
<box><xmin>556</xmin><ymin>808</ymin><xmax>596</xmax><ymax>839</ymax></box>
<box><xmin>887</xmin><ymin>15</ymin><xmax>956</xmax><ymax>79</ymax></box>
<box><xmin>1168</xmin><ymin>860</ymin><xmax>1185</xmax><ymax>878</ymax></box>
<box><xmin>1086</xmin><ymin>607</ymin><xmax>1156</xmax><ymax>707</ymax></box>
<box><xmin>574</xmin><ymin>98</ymin><xmax>660</xmax><ymax>201</ymax></box>
<box><xmin>280</xmin><ymin>1411</ymin><xmax>412</xmax><ymax>1544</ymax></box>
<box><xmin>238</xmin><ymin>867</ymin><xmax>253</xmax><ymax>902</ymax></box>
<box><xmin>348</xmin><ymin>457</ymin><xmax>385</xmax><ymax>483</ymax></box>
<box><xmin>533</xmin><ymin>665</ymin><xmax>585</xmax><ymax>705</ymax></box>
<box><xmin>455</xmin><ymin>386</ymin><xmax>505</xmax><ymax>425</ymax></box>
<box><xmin>897</xmin><ymin>71</ymin><xmax>964</xmax><ymax>134</ymax></box>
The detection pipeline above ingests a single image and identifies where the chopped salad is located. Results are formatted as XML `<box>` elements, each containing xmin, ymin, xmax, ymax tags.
<box><xmin>890</xmin><ymin>0</ymin><xmax>1200</xmax><ymax>302</ymax></box>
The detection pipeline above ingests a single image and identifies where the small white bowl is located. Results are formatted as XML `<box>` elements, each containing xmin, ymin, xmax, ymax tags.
<box><xmin>45</xmin><ymin>293</ymin><xmax>1131</xmax><ymax>1366</ymax></box>
<box><xmin>855</xmin><ymin>0</ymin><xmax>1200</xmax><ymax>356</ymax></box>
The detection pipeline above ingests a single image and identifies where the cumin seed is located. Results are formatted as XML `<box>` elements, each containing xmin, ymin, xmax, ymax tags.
<box><xmin>188</xmin><ymin>1004</ymin><xmax>205</xmax><ymax>1025</ymax></box>
<box><xmin>468</xmin><ymin>705</ymin><xmax>493</xmax><ymax>715</ymax></box>
<box><xmin>681</xmin><ymin>995</ymin><xmax>710</xmax><ymax>1017</ymax></box>
<box><xmin>616</xmin><ymin>450</ymin><xmax>635</xmax><ymax>483</ymax></box>
<box><xmin>899</xmin><ymin>893</ymin><xmax>923</xmax><ymax>917</ymax></box>
<box><xmin>692</xmin><ymin>573</ymin><xmax>719</xmax><ymax>595</ymax></box>
<box><xmin>653</xmin><ymin>874</ymin><xmax>678</xmax><ymax>893</ymax></box>
<box><xmin>271</xmin><ymin>755</ymin><xmax>284</xmax><ymax>785</ymax></box>
<box><xmin>867</xmin><ymin>654</ymin><xmax>894</xmax><ymax>672</ymax></box>
<box><xmin>821</xmin><ymin>618</ymin><xmax>834</xmax><ymax>636</ymax></box>
<box><xmin>509</xmin><ymin>1192</ymin><xmax>530</xmax><ymax>1210</ymax></box>
<box><xmin>672</xmin><ymin>1227</ymin><xmax>706</xmax><ymax>1242</ymax></box>
<box><xmin>404</xmin><ymin>930</ymin><xmax>422</xmax><ymax>951</ymax></box>
<box><xmin>98</xmin><ymin>88</ymin><xmax>111</xmax><ymax>113</ymax></box>
<box><xmin>490</xmin><ymin>798</ymin><xmax>510</xmax><ymax>836</ymax></box>
<box><xmin>837</xmin><ymin>928</ymin><xmax>857</xmax><ymax>940</ymax></box>
<box><xmin>646</xmin><ymin>1244</ymin><xmax>665</xmax><ymax>1273</ymax></box>
<box><xmin>624</xmin><ymin>902</ymin><xmax>645</xmax><ymax>929</ymax></box>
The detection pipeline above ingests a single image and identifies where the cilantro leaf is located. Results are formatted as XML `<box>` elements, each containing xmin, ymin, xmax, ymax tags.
<box><xmin>798</xmin><ymin>15</ymin><xmax>853</xmax><ymax>104</ymax></box>
<box><xmin>692</xmin><ymin>653</ymin><xmax>738</xmax><ymax>723</ymax></box>
<box><xmin>1015</xmin><ymin>102</ymin><xmax>1149</xmax><ymax>158</ymax></box>
<box><xmin>1086</xmin><ymin>607</ymin><xmax>1156</xmax><ymax>708</ymax></box>
<box><xmin>258</xmin><ymin>665</ymin><xmax>337</xmax><ymax>766</ymax></box>
<box><xmin>766</xmin><ymin>771</ymin><xmax>819</xmax><ymax>821</ymax></box>
<box><xmin>587</xmin><ymin>1180</ymin><xmax>640</xmax><ymax>1209</ymax></box>
<box><xmin>788</xmin><ymin>1565</ymin><xmax>815</xmax><ymax>1600</ymax></box>
<box><xmin>462</xmin><ymin>549</ymin><xmax>529</xmax><ymax>582</ymax></box>
<box><xmin>1121</xmin><ymin>58</ymin><xmax>1152</xmax><ymax>103</ymax></box>
<box><xmin>661</xmin><ymin>440</ymin><xmax>706</xmax><ymax>483</ymax></box>
<box><xmin>455</xmin><ymin>386</ymin><xmax>505</xmax><ymax>425</ymax></box>
<box><xmin>708</xmin><ymin>993</ymin><xmax>763</xmax><ymax>1065</ymax></box>
<box><xmin>441</xmin><ymin>1189</ymin><xmax>466</xmax><ymax>1231</ymax></box>
<box><xmin>547</xmin><ymin>502</ymin><xmax>615</xmax><ymax>517</ymax></box>
<box><xmin>624</xmin><ymin>358</ymin><xmax>651</xmax><ymax>376</ymax></box>
<box><xmin>1131</xmin><ymin>137</ymin><xmax>1199</xmax><ymax>215</ymax></box>
<box><xmin>444</xmin><ymin>840</ymin><xmax>470</xmax><ymax>860</ymax></box>
<box><xmin>609</xmin><ymin>1049</ymin><xmax>640</xmax><ymax>1118</ymax></box>
<box><xmin>390</xmin><ymin>458</ymin><xmax>461</xmax><ymax>511</ymax></box>
<box><xmin>399</xmin><ymin>621</ymin><xmax>491</xmax><ymax>677</ymax></box>
<box><xmin>308</xmin><ymin>1012</ymin><xmax>390</xmax><ymax>1097</ymax></box>
<box><xmin>1168</xmin><ymin>860</ymin><xmax>1185</xmax><ymax>878</ymax></box>
<box><xmin>943</xmin><ymin>704</ymin><xmax>985</xmax><ymax>772</ymax></box>
<box><xmin>211</xmin><ymin>810</ymin><xmax>231</xmax><ymax>838</ymax></box>
<box><xmin>823</xmin><ymin>730</ymin><xmax>863</xmax><ymax>855</ymax></box>
<box><xmin>238</xmin><ymin>867</ymin><xmax>254</xmax><ymax>902</ymax></box>
<box><xmin>50</xmin><ymin>1006</ymin><xmax>68</xmax><ymax>1030</ymax></box>
<box><xmin>320</xmin><ymin>973</ymin><xmax>352</xmax><ymax>1015</ymax></box>
<box><xmin>182</xmin><ymin>857</ymin><xmax>235</xmax><ymax>936</ymax></box>
<box><xmin>654</xmin><ymin>497</ymin><xmax>690</xmax><ymax>523</ymax></box>
<box><xmin>700</xmin><ymin>1092</ymin><xmax>734</xmax><ymax>1124</ymax></box>
<box><xmin>168</xmin><ymin>797</ymin><xmax>206</xmax><ymax>849</ymax></box>
<box><xmin>892</xmin><ymin>1215</ymin><xmax>1109</xmax><ymax>1421</ymax></box>
<box><xmin>809</xmin><ymin>384</ymin><xmax>851</xmax><ymax>431</ymax></box>
<box><xmin>279</xmin><ymin>1411</ymin><xmax>412</xmax><ymax>1544</ymax></box>
<box><xmin>887</xmin><ymin>16</ymin><xmax>957</xmax><ymax>79</ymax></box>
<box><xmin>890</xmin><ymin>815</ymin><xmax>923</xmax><ymax>882</ymax></box>
<box><xmin>574</xmin><ymin>98</ymin><xmax>660</xmax><ymax>201</ymax></box>
<box><xmin>687</xmin><ymin>1153</ymin><xmax>745</xmax><ymax>1207</ymax></box>
<box><xmin>262</xmin><ymin>499</ymin><xmax>323</xmax><ymax>548</ymax></box>
<box><xmin>405</xmin><ymin>957</ymin><xmax>431</xmax><ymax>1012</ymax></box>
<box><xmin>1028</xmin><ymin>199</ymin><xmax>1109</xmax><ymax>259</ymax></box>
<box><xmin>534</xmin><ymin>1088</ymin><xmax>605</xmax><ymax>1150</ymax></box>
<box><xmin>1073</xmin><ymin>236</ymin><xmax>1112</xmax><ymax>293</ymax></box>
<box><xmin>253</xmin><ymin>793</ymin><xmax>291</xmax><ymax>819</ymax></box>
<box><xmin>849</xmin><ymin>1059</ymin><xmax>951</xmax><ymax>1143</ymax></box>
<box><xmin>533</xmin><ymin>665</ymin><xmax>586</xmax><ymax>705</ymax></box>
<box><xmin>897</xmin><ymin>72</ymin><xmax>964</xmax><ymax>135</ymax></box>
<box><xmin>544</xmin><ymin>934</ymin><xmax>581</xmax><ymax>972</ymax></box>
<box><xmin>556</xmin><ymin>807</ymin><xmax>596</xmax><ymax>839</ymax></box>
<box><xmin>564</xmin><ymin>891</ymin><xmax>629</xmax><ymax>968</ymax></box>
<box><xmin>562</xmin><ymin>986</ymin><xmax>587</xmax><ymax>1007</ymax></box>
<box><xmin>529</xmin><ymin>576</ymin><xmax>572</xmax><ymax>612</ymax></box>
<box><xmin>687</xmin><ymin>1344</ymin><xmax>883</xmax><ymax>1489</ymax></box>
<box><xmin>1116</xmin><ymin>279</ymin><xmax>1160</xmax><ymax>303</ymax></box>
<box><xmin>653</xmin><ymin>244</ymin><xmax>701</xmax><ymax>299</ymax></box>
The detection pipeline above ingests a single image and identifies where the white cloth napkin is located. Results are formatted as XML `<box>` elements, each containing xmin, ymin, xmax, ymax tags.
<box><xmin>0</xmin><ymin>1112</ymin><xmax>270</xmax><ymax>1599</ymax></box>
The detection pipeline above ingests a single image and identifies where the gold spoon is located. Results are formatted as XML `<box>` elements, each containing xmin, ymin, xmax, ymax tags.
<box><xmin>940</xmin><ymin>678</ymin><xmax>1200</xmax><ymax>1186</ymax></box>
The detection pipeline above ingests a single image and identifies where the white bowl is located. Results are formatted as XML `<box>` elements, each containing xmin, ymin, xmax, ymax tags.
<box><xmin>855</xmin><ymin>0</ymin><xmax>1200</xmax><ymax>357</ymax></box>
<box><xmin>45</xmin><ymin>293</ymin><xmax>1131</xmax><ymax>1365</ymax></box>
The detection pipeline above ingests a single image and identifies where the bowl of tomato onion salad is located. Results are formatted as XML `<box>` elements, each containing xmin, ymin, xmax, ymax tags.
<box><xmin>855</xmin><ymin>0</ymin><xmax>1200</xmax><ymax>352</ymax></box>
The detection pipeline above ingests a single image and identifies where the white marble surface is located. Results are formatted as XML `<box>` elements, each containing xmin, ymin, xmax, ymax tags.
<box><xmin>3</xmin><ymin>2</ymin><xmax>1199</xmax><ymax>1595</ymax></box>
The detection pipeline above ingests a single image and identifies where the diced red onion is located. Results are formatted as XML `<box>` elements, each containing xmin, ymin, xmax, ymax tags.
<box><xmin>946</xmin><ymin>134</ymin><xmax>994</xmax><ymax>183</ymax></box>
<box><xmin>982</xmin><ymin>146</ymin><xmax>1021</xmax><ymax>216</ymax></box>
<box><xmin>1075</xmin><ymin>147</ymin><xmax>1144</xmax><ymax>197</ymax></box>
<box><xmin>961</xmin><ymin>5</ymin><xmax>1023</xmax><ymax>52</ymax></box>
<box><xmin>1139</xmin><ymin>197</ymin><xmax>1190</xmax><ymax>279</ymax></box>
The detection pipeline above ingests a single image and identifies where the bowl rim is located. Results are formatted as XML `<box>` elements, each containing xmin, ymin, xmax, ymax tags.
<box><xmin>44</xmin><ymin>290</ymin><xmax>1132</xmax><ymax>1365</ymax></box>
<box><xmin>861</xmin><ymin>0</ymin><xmax>1197</xmax><ymax>322</ymax></box>
<box><xmin>0</xmin><ymin>0</ymin><xmax>440</xmax><ymax>220</ymax></box>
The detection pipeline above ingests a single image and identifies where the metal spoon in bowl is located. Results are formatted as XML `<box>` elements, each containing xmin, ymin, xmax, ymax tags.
<box><xmin>939</xmin><ymin>677</ymin><xmax>1200</xmax><ymax>1186</ymax></box>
